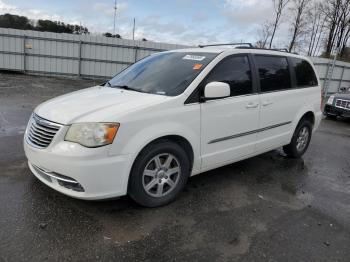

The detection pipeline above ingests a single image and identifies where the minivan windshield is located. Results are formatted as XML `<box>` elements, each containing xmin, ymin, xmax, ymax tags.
<box><xmin>107</xmin><ymin>52</ymin><xmax>217</xmax><ymax>96</ymax></box>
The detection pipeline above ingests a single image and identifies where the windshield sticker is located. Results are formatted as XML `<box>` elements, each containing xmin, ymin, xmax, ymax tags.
<box><xmin>183</xmin><ymin>55</ymin><xmax>206</xmax><ymax>61</ymax></box>
<box><xmin>193</xmin><ymin>63</ymin><xmax>203</xmax><ymax>70</ymax></box>
<box><xmin>156</xmin><ymin>91</ymin><xmax>166</xmax><ymax>95</ymax></box>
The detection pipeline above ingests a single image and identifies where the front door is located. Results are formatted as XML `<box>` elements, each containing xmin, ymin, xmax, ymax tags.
<box><xmin>200</xmin><ymin>54</ymin><xmax>260</xmax><ymax>171</ymax></box>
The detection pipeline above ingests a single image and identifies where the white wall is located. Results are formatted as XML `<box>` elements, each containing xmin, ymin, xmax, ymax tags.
<box><xmin>0</xmin><ymin>28</ymin><xmax>349</xmax><ymax>94</ymax></box>
<box><xmin>311</xmin><ymin>57</ymin><xmax>350</xmax><ymax>94</ymax></box>
<box><xmin>0</xmin><ymin>28</ymin><xmax>187</xmax><ymax>78</ymax></box>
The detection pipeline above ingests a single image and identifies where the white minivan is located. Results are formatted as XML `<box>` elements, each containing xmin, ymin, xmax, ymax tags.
<box><xmin>24</xmin><ymin>44</ymin><xmax>322</xmax><ymax>207</ymax></box>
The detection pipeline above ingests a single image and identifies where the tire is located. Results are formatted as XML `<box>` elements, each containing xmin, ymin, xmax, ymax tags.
<box><xmin>325</xmin><ymin>113</ymin><xmax>337</xmax><ymax>120</ymax></box>
<box><xmin>283</xmin><ymin>119</ymin><xmax>313</xmax><ymax>158</ymax></box>
<box><xmin>128</xmin><ymin>140</ymin><xmax>190</xmax><ymax>207</ymax></box>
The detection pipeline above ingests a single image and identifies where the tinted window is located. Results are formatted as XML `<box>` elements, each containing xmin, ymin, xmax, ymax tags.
<box><xmin>108</xmin><ymin>52</ymin><xmax>217</xmax><ymax>96</ymax></box>
<box><xmin>205</xmin><ymin>55</ymin><xmax>253</xmax><ymax>96</ymax></box>
<box><xmin>291</xmin><ymin>58</ymin><xmax>318</xmax><ymax>87</ymax></box>
<box><xmin>255</xmin><ymin>55</ymin><xmax>291</xmax><ymax>92</ymax></box>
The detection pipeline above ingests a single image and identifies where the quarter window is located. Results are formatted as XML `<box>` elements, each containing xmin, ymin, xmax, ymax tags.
<box><xmin>205</xmin><ymin>55</ymin><xmax>253</xmax><ymax>97</ymax></box>
<box><xmin>255</xmin><ymin>55</ymin><xmax>291</xmax><ymax>92</ymax></box>
<box><xmin>291</xmin><ymin>58</ymin><xmax>318</xmax><ymax>87</ymax></box>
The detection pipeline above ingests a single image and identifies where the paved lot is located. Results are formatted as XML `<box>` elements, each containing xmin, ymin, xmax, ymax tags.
<box><xmin>0</xmin><ymin>72</ymin><xmax>350</xmax><ymax>262</ymax></box>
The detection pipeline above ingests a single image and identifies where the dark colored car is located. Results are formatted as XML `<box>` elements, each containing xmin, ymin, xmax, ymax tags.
<box><xmin>324</xmin><ymin>92</ymin><xmax>350</xmax><ymax>119</ymax></box>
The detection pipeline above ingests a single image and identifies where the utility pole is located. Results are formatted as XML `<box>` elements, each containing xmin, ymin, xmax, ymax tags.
<box><xmin>132</xmin><ymin>18</ymin><xmax>136</xmax><ymax>40</ymax></box>
<box><xmin>113</xmin><ymin>0</ymin><xmax>117</xmax><ymax>35</ymax></box>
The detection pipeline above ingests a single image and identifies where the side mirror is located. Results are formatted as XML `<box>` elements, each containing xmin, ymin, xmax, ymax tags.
<box><xmin>204</xmin><ymin>82</ymin><xmax>230</xmax><ymax>99</ymax></box>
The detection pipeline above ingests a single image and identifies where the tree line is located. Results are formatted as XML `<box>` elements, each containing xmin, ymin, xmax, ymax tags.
<box><xmin>0</xmin><ymin>13</ymin><xmax>137</xmax><ymax>40</ymax></box>
<box><xmin>0</xmin><ymin>13</ymin><xmax>89</xmax><ymax>34</ymax></box>
<box><xmin>256</xmin><ymin>0</ymin><xmax>350</xmax><ymax>59</ymax></box>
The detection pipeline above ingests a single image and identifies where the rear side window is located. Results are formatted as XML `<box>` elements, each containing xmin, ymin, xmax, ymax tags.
<box><xmin>291</xmin><ymin>58</ymin><xmax>318</xmax><ymax>87</ymax></box>
<box><xmin>205</xmin><ymin>55</ymin><xmax>253</xmax><ymax>97</ymax></box>
<box><xmin>255</xmin><ymin>55</ymin><xmax>291</xmax><ymax>92</ymax></box>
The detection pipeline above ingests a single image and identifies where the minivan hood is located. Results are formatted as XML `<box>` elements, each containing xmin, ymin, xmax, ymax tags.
<box><xmin>35</xmin><ymin>86</ymin><xmax>167</xmax><ymax>124</ymax></box>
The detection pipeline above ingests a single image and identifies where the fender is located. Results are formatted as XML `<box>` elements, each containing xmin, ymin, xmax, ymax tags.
<box><xmin>115</xmin><ymin>121</ymin><xmax>201</xmax><ymax>193</ymax></box>
<box><xmin>289</xmin><ymin>105</ymin><xmax>316</xmax><ymax>142</ymax></box>
<box><xmin>127</xmin><ymin>121</ymin><xmax>199</xmax><ymax>165</ymax></box>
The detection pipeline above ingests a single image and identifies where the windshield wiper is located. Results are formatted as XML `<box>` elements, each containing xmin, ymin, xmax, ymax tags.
<box><xmin>105</xmin><ymin>81</ymin><xmax>112</xmax><ymax>87</ymax></box>
<box><xmin>112</xmin><ymin>85</ymin><xmax>144</xmax><ymax>93</ymax></box>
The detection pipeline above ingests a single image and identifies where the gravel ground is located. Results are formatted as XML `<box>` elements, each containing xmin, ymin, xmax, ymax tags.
<box><xmin>0</xmin><ymin>72</ymin><xmax>349</xmax><ymax>262</ymax></box>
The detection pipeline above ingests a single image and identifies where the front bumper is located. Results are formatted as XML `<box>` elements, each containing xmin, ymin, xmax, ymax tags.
<box><xmin>324</xmin><ymin>104</ymin><xmax>350</xmax><ymax>118</ymax></box>
<box><xmin>24</xmin><ymin>133</ymin><xmax>135</xmax><ymax>200</ymax></box>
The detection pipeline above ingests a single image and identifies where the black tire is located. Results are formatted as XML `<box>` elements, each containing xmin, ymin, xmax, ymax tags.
<box><xmin>325</xmin><ymin>113</ymin><xmax>337</xmax><ymax>120</ymax></box>
<box><xmin>283</xmin><ymin>119</ymin><xmax>313</xmax><ymax>158</ymax></box>
<box><xmin>128</xmin><ymin>140</ymin><xmax>190</xmax><ymax>207</ymax></box>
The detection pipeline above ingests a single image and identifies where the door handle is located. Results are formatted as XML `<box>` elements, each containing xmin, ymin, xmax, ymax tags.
<box><xmin>246</xmin><ymin>102</ymin><xmax>259</xmax><ymax>109</ymax></box>
<box><xmin>262</xmin><ymin>100</ymin><xmax>274</xmax><ymax>106</ymax></box>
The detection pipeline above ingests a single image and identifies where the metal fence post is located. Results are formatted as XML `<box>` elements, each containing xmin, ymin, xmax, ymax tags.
<box><xmin>78</xmin><ymin>41</ymin><xmax>82</xmax><ymax>77</ymax></box>
<box><xmin>23</xmin><ymin>35</ymin><xmax>26</xmax><ymax>72</ymax></box>
<box><xmin>134</xmin><ymin>46</ymin><xmax>139</xmax><ymax>63</ymax></box>
<box><xmin>338</xmin><ymin>66</ymin><xmax>345</xmax><ymax>92</ymax></box>
<box><xmin>324</xmin><ymin>47</ymin><xmax>339</xmax><ymax>98</ymax></box>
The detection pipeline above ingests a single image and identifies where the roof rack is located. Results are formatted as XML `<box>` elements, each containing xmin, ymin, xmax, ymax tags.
<box><xmin>198</xmin><ymin>43</ymin><xmax>254</xmax><ymax>48</ymax></box>
<box><xmin>234</xmin><ymin>46</ymin><xmax>290</xmax><ymax>53</ymax></box>
<box><xmin>198</xmin><ymin>43</ymin><xmax>294</xmax><ymax>54</ymax></box>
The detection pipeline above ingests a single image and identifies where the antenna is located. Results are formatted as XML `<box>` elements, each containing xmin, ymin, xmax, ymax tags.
<box><xmin>132</xmin><ymin>18</ymin><xmax>136</xmax><ymax>40</ymax></box>
<box><xmin>113</xmin><ymin>0</ymin><xmax>117</xmax><ymax>35</ymax></box>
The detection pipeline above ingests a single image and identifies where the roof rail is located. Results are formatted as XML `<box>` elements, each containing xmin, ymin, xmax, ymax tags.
<box><xmin>198</xmin><ymin>43</ymin><xmax>297</xmax><ymax>54</ymax></box>
<box><xmin>274</xmin><ymin>48</ymin><xmax>289</xmax><ymax>52</ymax></box>
<box><xmin>234</xmin><ymin>46</ymin><xmax>294</xmax><ymax>53</ymax></box>
<box><xmin>198</xmin><ymin>43</ymin><xmax>253</xmax><ymax>48</ymax></box>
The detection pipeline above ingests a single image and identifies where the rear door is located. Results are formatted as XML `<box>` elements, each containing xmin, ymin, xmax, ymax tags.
<box><xmin>200</xmin><ymin>54</ymin><xmax>260</xmax><ymax>170</ymax></box>
<box><xmin>253</xmin><ymin>55</ymin><xmax>301</xmax><ymax>152</ymax></box>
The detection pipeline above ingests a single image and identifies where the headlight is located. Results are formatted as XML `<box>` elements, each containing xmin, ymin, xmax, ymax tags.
<box><xmin>65</xmin><ymin>123</ymin><xmax>119</xmax><ymax>147</ymax></box>
<box><xmin>327</xmin><ymin>95</ymin><xmax>335</xmax><ymax>105</ymax></box>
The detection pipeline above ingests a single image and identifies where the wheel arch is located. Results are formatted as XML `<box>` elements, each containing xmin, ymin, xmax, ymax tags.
<box><xmin>126</xmin><ymin>134</ymin><xmax>195</xmax><ymax>192</ymax></box>
<box><xmin>299</xmin><ymin>111</ymin><xmax>315</xmax><ymax>127</ymax></box>
<box><xmin>287</xmin><ymin>109</ymin><xmax>316</xmax><ymax>145</ymax></box>
<box><xmin>132</xmin><ymin>135</ymin><xmax>194</xmax><ymax>171</ymax></box>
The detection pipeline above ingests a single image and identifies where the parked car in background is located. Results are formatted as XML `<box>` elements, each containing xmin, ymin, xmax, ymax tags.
<box><xmin>24</xmin><ymin>44</ymin><xmax>322</xmax><ymax>207</ymax></box>
<box><xmin>324</xmin><ymin>91</ymin><xmax>350</xmax><ymax>119</ymax></box>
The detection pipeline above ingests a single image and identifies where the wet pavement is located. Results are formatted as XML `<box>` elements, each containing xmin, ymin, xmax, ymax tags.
<box><xmin>0</xmin><ymin>72</ymin><xmax>350</xmax><ymax>262</ymax></box>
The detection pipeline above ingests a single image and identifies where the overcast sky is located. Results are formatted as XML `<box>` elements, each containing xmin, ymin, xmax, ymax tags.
<box><xmin>0</xmin><ymin>0</ymin><xmax>290</xmax><ymax>46</ymax></box>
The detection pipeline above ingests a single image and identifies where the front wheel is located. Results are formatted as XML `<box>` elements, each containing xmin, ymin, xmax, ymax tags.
<box><xmin>128</xmin><ymin>140</ymin><xmax>190</xmax><ymax>207</ymax></box>
<box><xmin>283</xmin><ymin>120</ymin><xmax>312</xmax><ymax>158</ymax></box>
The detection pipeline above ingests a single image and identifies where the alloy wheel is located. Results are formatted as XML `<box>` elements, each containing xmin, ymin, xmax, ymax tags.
<box><xmin>142</xmin><ymin>153</ymin><xmax>181</xmax><ymax>197</ymax></box>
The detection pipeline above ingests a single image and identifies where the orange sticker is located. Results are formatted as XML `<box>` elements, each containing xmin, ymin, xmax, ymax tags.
<box><xmin>193</xmin><ymin>63</ymin><xmax>203</xmax><ymax>70</ymax></box>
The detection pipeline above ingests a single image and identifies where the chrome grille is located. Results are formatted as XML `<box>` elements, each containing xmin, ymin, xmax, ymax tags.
<box><xmin>335</xmin><ymin>99</ymin><xmax>350</xmax><ymax>110</ymax></box>
<box><xmin>26</xmin><ymin>114</ymin><xmax>62</xmax><ymax>148</ymax></box>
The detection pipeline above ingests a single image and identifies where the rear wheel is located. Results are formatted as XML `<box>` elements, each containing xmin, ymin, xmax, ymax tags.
<box><xmin>128</xmin><ymin>140</ymin><xmax>190</xmax><ymax>207</ymax></box>
<box><xmin>283</xmin><ymin>120</ymin><xmax>312</xmax><ymax>158</ymax></box>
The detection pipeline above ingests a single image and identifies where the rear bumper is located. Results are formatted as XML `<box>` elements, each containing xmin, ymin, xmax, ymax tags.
<box><xmin>324</xmin><ymin>104</ymin><xmax>350</xmax><ymax>117</ymax></box>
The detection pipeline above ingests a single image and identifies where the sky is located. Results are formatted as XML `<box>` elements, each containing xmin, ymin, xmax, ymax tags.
<box><xmin>0</xmin><ymin>0</ymin><xmax>290</xmax><ymax>46</ymax></box>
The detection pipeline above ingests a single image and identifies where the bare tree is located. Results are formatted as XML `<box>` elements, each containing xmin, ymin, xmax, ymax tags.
<box><xmin>269</xmin><ymin>0</ymin><xmax>290</xmax><ymax>48</ymax></box>
<box><xmin>322</xmin><ymin>0</ymin><xmax>350</xmax><ymax>57</ymax></box>
<box><xmin>307</xmin><ymin>3</ymin><xmax>326</xmax><ymax>56</ymax></box>
<box><xmin>255</xmin><ymin>21</ymin><xmax>274</xmax><ymax>48</ymax></box>
<box><xmin>336</xmin><ymin>0</ymin><xmax>350</xmax><ymax>56</ymax></box>
<box><xmin>288</xmin><ymin>0</ymin><xmax>310</xmax><ymax>52</ymax></box>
